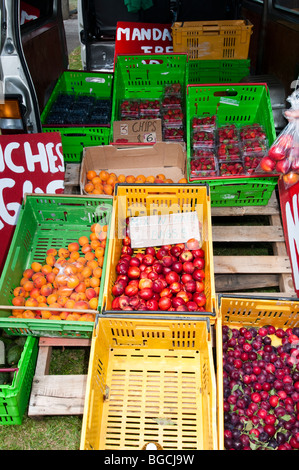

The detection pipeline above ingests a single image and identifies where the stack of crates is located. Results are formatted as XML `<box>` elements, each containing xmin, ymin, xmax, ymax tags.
<box><xmin>80</xmin><ymin>183</ymin><xmax>218</xmax><ymax>450</ymax></box>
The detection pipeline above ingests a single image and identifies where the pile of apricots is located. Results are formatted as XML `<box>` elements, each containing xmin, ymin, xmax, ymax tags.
<box><xmin>10</xmin><ymin>222</ymin><xmax>108</xmax><ymax>322</ymax></box>
<box><xmin>84</xmin><ymin>170</ymin><xmax>188</xmax><ymax>196</ymax></box>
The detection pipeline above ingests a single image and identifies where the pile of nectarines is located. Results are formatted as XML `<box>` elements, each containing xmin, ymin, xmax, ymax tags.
<box><xmin>10</xmin><ymin>222</ymin><xmax>108</xmax><ymax>322</ymax></box>
<box><xmin>84</xmin><ymin>170</ymin><xmax>187</xmax><ymax>196</ymax></box>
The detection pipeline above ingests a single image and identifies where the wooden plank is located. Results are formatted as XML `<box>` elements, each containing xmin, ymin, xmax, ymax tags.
<box><xmin>215</xmin><ymin>273</ymin><xmax>280</xmax><ymax>292</ymax></box>
<box><xmin>28</xmin><ymin>375</ymin><xmax>87</xmax><ymax>416</ymax></box>
<box><xmin>212</xmin><ymin>225</ymin><xmax>284</xmax><ymax>243</ymax></box>
<box><xmin>39</xmin><ymin>337</ymin><xmax>91</xmax><ymax>347</ymax></box>
<box><xmin>211</xmin><ymin>192</ymin><xmax>279</xmax><ymax>217</ymax></box>
<box><xmin>214</xmin><ymin>255</ymin><xmax>292</xmax><ymax>274</ymax></box>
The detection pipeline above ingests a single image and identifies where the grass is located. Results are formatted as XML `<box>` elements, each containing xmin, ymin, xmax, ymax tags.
<box><xmin>0</xmin><ymin>345</ymin><xmax>89</xmax><ymax>450</ymax></box>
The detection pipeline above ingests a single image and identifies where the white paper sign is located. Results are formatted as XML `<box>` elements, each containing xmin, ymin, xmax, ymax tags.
<box><xmin>129</xmin><ymin>212</ymin><xmax>201</xmax><ymax>248</ymax></box>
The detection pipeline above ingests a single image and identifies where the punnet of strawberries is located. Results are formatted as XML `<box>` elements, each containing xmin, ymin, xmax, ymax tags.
<box><xmin>223</xmin><ymin>324</ymin><xmax>299</xmax><ymax>450</ymax></box>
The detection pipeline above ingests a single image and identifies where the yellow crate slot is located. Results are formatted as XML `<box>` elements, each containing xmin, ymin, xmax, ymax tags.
<box><xmin>80</xmin><ymin>317</ymin><xmax>217</xmax><ymax>450</ymax></box>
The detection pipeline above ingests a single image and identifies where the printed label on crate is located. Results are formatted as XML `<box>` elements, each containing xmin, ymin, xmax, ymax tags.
<box><xmin>113</xmin><ymin>119</ymin><xmax>162</xmax><ymax>143</ymax></box>
<box><xmin>129</xmin><ymin>212</ymin><xmax>201</xmax><ymax>248</ymax></box>
<box><xmin>0</xmin><ymin>132</ymin><xmax>65</xmax><ymax>275</ymax></box>
<box><xmin>114</xmin><ymin>22</ymin><xmax>173</xmax><ymax>62</ymax></box>
<box><xmin>278</xmin><ymin>179</ymin><xmax>299</xmax><ymax>296</ymax></box>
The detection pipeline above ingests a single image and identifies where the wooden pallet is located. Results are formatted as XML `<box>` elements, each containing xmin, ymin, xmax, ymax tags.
<box><xmin>28</xmin><ymin>337</ymin><xmax>90</xmax><ymax>417</ymax></box>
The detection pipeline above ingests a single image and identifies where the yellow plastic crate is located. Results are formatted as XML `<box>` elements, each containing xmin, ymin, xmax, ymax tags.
<box><xmin>80</xmin><ymin>316</ymin><xmax>218</xmax><ymax>450</ymax></box>
<box><xmin>172</xmin><ymin>20</ymin><xmax>253</xmax><ymax>60</ymax></box>
<box><xmin>102</xmin><ymin>183</ymin><xmax>216</xmax><ymax>319</ymax></box>
<box><xmin>216</xmin><ymin>294</ymin><xmax>299</xmax><ymax>450</ymax></box>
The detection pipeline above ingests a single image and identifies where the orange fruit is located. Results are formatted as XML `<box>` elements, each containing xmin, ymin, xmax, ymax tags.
<box><xmin>146</xmin><ymin>175</ymin><xmax>155</xmax><ymax>183</ymax></box>
<box><xmin>117</xmin><ymin>174</ymin><xmax>126</xmax><ymax>183</ymax></box>
<box><xmin>135</xmin><ymin>174</ymin><xmax>146</xmax><ymax>183</ymax></box>
<box><xmin>126</xmin><ymin>175</ymin><xmax>135</xmax><ymax>183</ymax></box>
<box><xmin>91</xmin><ymin>176</ymin><xmax>102</xmax><ymax>186</ymax></box>
<box><xmin>99</xmin><ymin>170</ymin><xmax>109</xmax><ymax>182</ymax></box>
<box><xmin>84</xmin><ymin>182</ymin><xmax>94</xmax><ymax>193</ymax></box>
<box><xmin>86</xmin><ymin>170</ymin><xmax>97</xmax><ymax>181</ymax></box>
<box><xmin>103</xmin><ymin>184</ymin><xmax>113</xmax><ymax>195</ymax></box>
<box><xmin>178</xmin><ymin>177</ymin><xmax>188</xmax><ymax>184</ymax></box>
<box><xmin>78</xmin><ymin>235</ymin><xmax>89</xmax><ymax>246</ymax></box>
<box><xmin>92</xmin><ymin>188</ymin><xmax>103</xmax><ymax>195</ymax></box>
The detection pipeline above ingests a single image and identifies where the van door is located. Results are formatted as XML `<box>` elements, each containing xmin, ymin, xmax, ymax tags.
<box><xmin>0</xmin><ymin>0</ymin><xmax>41</xmax><ymax>133</ymax></box>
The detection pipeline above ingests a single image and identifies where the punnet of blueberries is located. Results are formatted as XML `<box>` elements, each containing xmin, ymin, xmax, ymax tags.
<box><xmin>222</xmin><ymin>324</ymin><xmax>299</xmax><ymax>450</ymax></box>
<box><xmin>45</xmin><ymin>93</ymin><xmax>112</xmax><ymax>126</ymax></box>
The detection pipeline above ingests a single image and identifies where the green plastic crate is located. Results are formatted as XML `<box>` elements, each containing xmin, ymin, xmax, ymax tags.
<box><xmin>41</xmin><ymin>70</ymin><xmax>113</xmax><ymax>163</ymax></box>
<box><xmin>111</xmin><ymin>53</ymin><xmax>188</xmax><ymax>141</ymax></box>
<box><xmin>186</xmin><ymin>83</ymin><xmax>278</xmax><ymax>206</ymax></box>
<box><xmin>0</xmin><ymin>195</ymin><xmax>113</xmax><ymax>338</ymax></box>
<box><xmin>0</xmin><ymin>335</ymin><xmax>38</xmax><ymax>425</ymax></box>
<box><xmin>187</xmin><ymin>59</ymin><xmax>251</xmax><ymax>84</ymax></box>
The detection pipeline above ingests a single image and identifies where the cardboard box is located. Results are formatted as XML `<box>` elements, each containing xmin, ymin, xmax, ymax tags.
<box><xmin>113</xmin><ymin>119</ymin><xmax>162</xmax><ymax>144</ymax></box>
<box><xmin>80</xmin><ymin>142</ymin><xmax>187</xmax><ymax>197</ymax></box>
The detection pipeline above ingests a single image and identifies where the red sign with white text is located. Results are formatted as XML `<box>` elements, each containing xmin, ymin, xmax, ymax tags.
<box><xmin>0</xmin><ymin>132</ymin><xmax>65</xmax><ymax>274</ymax></box>
<box><xmin>114</xmin><ymin>22</ymin><xmax>173</xmax><ymax>66</ymax></box>
<box><xmin>278</xmin><ymin>178</ymin><xmax>299</xmax><ymax>297</ymax></box>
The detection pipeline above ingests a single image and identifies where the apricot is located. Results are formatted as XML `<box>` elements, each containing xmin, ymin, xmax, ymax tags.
<box><xmin>117</xmin><ymin>174</ymin><xmax>126</xmax><ymax>183</ymax></box>
<box><xmin>33</xmin><ymin>275</ymin><xmax>47</xmax><ymax>289</ymax></box>
<box><xmin>126</xmin><ymin>175</ymin><xmax>135</xmax><ymax>183</ymax></box>
<box><xmin>90</xmin><ymin>276</ymin><xmax>100</xmax><ymax>288</ymax></box>
<box><xmin>88</xmin><ymin>297</ymin><xmax>99</xmax><ymax>310</ymax></box>
<box><xmin>164</xmin><ymin>179</ymin><xmax>174</xmax><ymax>184</ymax></box>
<box><xmin>46</xmin><ymin>272</ymin><xmax>56</xmax><ymax>284</ymax></box>
<box><xmin>81</xmin><ymin>243</ymin><xmax>92</xmax><ymax>254</ymax></box>
<box><xmin>178</xmin><ymin>177</ymin><xmax>188</xmax><ymax>184</ymax></box>
<box><xmin>91</xmin><ymin>176</ymin><xmax>102</xmax><ymax>186</ymax></box>
<box><xmin>36</xmin><ymin>295</ymin><xmax>47</xmax><ymax>305</ymax></box>
<box><xmin>32</xmin><ymin>261</ymin><xmax>43</xmax><ymax>272</ymax></box>
<box><xmin>30</xmin><ymin>288</ymin><xmax>41</xmax><ymax>299</ymax></box>
<box><xmin>86</xmin><ymin>170</ymin><xmax>97</xmax><ymax>181</ymax></box>
<box><xmin>103</xmin><ymin>184</ymin><xmax>113</xmax><ymax>195</ymax></box>
<box><xmin>85</xmin><ymin>252</ymin><xmax>95</xmax><ymax>263</ymax></box>
<box><xmin>46</xmin><ymin>248</ymin><xmax>58</xmax><ymax>257</ymax></box>
<box><xmin>64</xmin><ymin>299</ymin><xmax>76</xmax><ymax>310</ymax></box>
<box><xmin>12</xmin><ymin>296</ymin><xmax>26</xmax><ymax>306</ymax></box>
<box><xmin>85</xmin><ymin>287</ymin><xmax>97</xmax><ymax>300</ymax></box>
<box><xmin>13</xmin><ymin>286</ymin><xmax>26</xmax><ymax>297</ymax></box>
<box><xmin>74</xmin><ymin>300</ymin><xmax>89</xmax><ymax>310</ymax></box>
<box><xmin>78</xmin><ymin>235</ymin><xmax>89</xmax><ymax>246</ymax></box>
<box><xmin>59</xmin><ymin>311</ymin><xmax>69</xmax><ymax>320</ymax></box>
<box><xmin>135</xmin><ymin>175</ymin><xmax>146</xmax><ymax>183</ymax></box>
<box><xmin>66</xmin><ymin>313</ymin><xmax>80</xmax><ymax>321</ymax></box>
<box><xmin>156</xmin><ymin>173</ymin><xmax>165</xmax><ymax>180</ymax></box>
<box><xmin>99</xmin><ymin>170</ymin><xmax>109</xmax><ymax>182</ymax></box>
<box><xmin>55</xmin><ymin>273</ymin><xmax>68</xmax><ymax>286</ymax></box>
<box><xmin>23</xmin><ymin>310</ymin><xmax>36</xmax><ymax>319</ymax></box>
<box><xmin>57</xmin><ymin>296</ymin><xmax>68</xmax><ymax>307</ymax></box>
<box><xmin>23</xmin><ymin>268</ymin><xmax>34</xmax><ymax>279</ymax></box>
<box><xmin>64</xmin><ymin>264</ymin><xmax>78</xmax><ymax>276</ymax></box>
<box><xmin>49</xmin><ymin>314</ymin><xmax>62</xmax><ymax>321</ymax></box>
<box><xmin>146</xmin><ymin>175</ymin><xmax>155</xmax><ymax>183</ymax></box>
<box><xmin>67</xmin><ymin>275</ymin><xmax>80</xmax><ymax>289</ymax></box>
<box><xmin>84</xmin><ymin>278</ymin><xmax>91</xmax><ymax>288</ymax></box>
<box><xmin>23</xmin><ymin>280</ymin><xmax>34</xmax><ymax>292</ymax></box>
<box><xmin>25</xmin><ymin>297</ymin><xmax>38</xmax><ymax>308</ymax></box>
<box><xmin>47</xmin><ymin>293</ymin><xmax>58</xmax><ymax>305</ymax></box>
<box><xmin>80</xmin><ymin>313</ymin><xmax>95</xmax><ymax>322</ymax></box>
<box><xmin>75</xmin><ymin>282</ymin><xmax>86</xmax><ymax>293</ymax></box>
<box><xmin>41</xmin><ymin>264</ymin><xmax>52</xmax><ymax>275</ymax></box>
<box><xmin>70</xmin><ymin>251</ymin><xmax>80</xmax><ymax>261</ymax></box>
<box><xmin>41</xmin><ymin>310</ymin><xmax>52</xmax><ymax>319</ymax></box>
<box><xmin>97</xmin><ymin>256</ymin><xmax>104</xmax><ymax>268</ymax></box>
<box><xmin>81</xmin><ymin>266</ymin><xmax>92</xmax><ymax>279</ymax></box>
<box><xmin>58</xmin><ymin>248</ymin><xmax>70</xmax><ymax>259</ymax></box>
<box><xmin>68</xmin><ymin>242</ymin><xmax>80</xmax><ymax>252</ymax></box>
<box><xmin>84</xmin><ymin>182</ymin><xmax>94</xmax><ymax>193</ymax></box>
<box><xmin>95</xmin><ymin>246</ymin><xmax>105</xmax><ymax>259</ymax></box>
<box><xmin>93</xmin><ymin>267</ymin><xmax>102</xmax><ymax>278</ymax></box>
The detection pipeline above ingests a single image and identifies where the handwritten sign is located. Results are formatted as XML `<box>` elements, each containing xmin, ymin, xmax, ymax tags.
<box><xmin>113</xmin><ymin>119</ymin><xmax>162</xmax><ymax>143</ymax></box>
<box><xmin>0</xmin><ymin>132</ymin><xmax>65</xmax><ymax>274</ymax></box>
<box><xmin>278</xmin><ymin>178</ymin><xmax>299</xmax><ymax>296</ymax></box>
<box><xmin>114</xmin><ymin>22</ymin><xmax>173</xmax><ymax>63</ymax></box>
